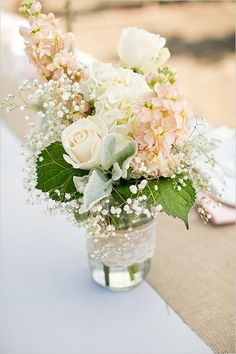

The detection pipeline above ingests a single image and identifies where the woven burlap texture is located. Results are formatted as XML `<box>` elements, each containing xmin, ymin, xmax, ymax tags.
<box><xmin>147</xmin><ymin>213</ymin><xmax>235</xmax><ymax>354</ymax></box>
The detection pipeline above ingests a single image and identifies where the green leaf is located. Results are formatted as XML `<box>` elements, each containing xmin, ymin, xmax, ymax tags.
<box><xmin>74</xmin><ymin>210</ymin><xmax>88</xmax><ymax>224</ymax></box>
<box><xmin>100</xmin><ymin>134</ymin><xmax>116</xmax><ymax>170</ymax></box>
<box><xmin>83</xmin><ymin>169</ymin><xmax>112</xmax><ymax>212</ymax></box>
<box><xmin>114</xmin><ymin>175</ymin><xmax>196</xmax><ymax>228</ymax></box>
<box><xmin>100</xmin><ymin>134</ymin><xmax>136</xmax><ymax>179</ymax></box>
<box><xmin>112</xmin><ymin>180</ymin><xmax>134</xmax><ymax>204</ymax></box>
<box><xmin>112</xmin><ymin>162</ymin><xmax>122</xmax><ymax>181</ymax></box>
<box><xmin>113</xmin><ymin>140</ymin><xmax>136</xmax><ymax>180</ymax></box>
<box><xmin>36</xmin><ymin>141</ymin><xmax>88</xmax><ymax>202</ymax></box>
<box><xmin>145</xmin><ymin>177</ymin><xmax>196</xmax><ymax>228</ymax></box>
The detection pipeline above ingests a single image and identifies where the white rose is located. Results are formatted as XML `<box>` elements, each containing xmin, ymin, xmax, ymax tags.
<box><xmin>62</xmin><ymin>116</ymin><xmax>108</xmax><ymax>170</ymax></box>
<box><xmin>117</xmin><ymin>28</ymin><xmax>170</xmax><ymax>73</ymax></box>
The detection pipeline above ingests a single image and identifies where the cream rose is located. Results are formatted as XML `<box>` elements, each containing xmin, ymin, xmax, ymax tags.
<box><xmin>117</xmin><ymin>28</ymin><xmax>170</xmax><ymax>74</ymax></box>
<box><xmin>62</xmin><ymin>116</ymin><xmax>108</xmax><ymax>170</ymax></box>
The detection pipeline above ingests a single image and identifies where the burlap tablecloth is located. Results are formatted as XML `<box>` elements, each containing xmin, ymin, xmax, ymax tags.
<box><xmin>147</xmin><ymin>212</ymin><xmax>235</xmax><ymax>354</ymax></box>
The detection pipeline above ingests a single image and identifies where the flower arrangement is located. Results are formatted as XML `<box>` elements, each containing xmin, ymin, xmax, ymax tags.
<box><xmin>1</xmin><ymin>1</ymin><xmax>220</xmax><ymax>289</ymax></box>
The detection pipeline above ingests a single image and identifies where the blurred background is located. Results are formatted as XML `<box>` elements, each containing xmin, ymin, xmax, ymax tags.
<box><xmin>1</xmin><ymin>0</ymin><xmax>235</xmax><ymax>138</ymax></box>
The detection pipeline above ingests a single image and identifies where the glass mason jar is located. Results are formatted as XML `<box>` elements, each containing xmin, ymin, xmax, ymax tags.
<box><xmin>87</xmin><ymin>212</ymin><xmax>157</xmax><ymax>291</ymax></box>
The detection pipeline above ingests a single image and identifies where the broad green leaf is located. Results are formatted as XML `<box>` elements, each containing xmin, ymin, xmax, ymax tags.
<box><xmin>144</xmin><ymin>177</ymin><xmax>196</xmax><ymax>228</ymax></box>
<box><xmin>36</xmin><ymin>141</ymin><xmax>88</xmax><ymax>202</ymax></box>
<box><xmin>114</xmin><ymin>175</ymin><xmax>196</xmax><ymax>228</ymax></box>
<box><xmin>83</xmin><ymin>169</ymin><xmax>112</xmax><ymax>212</ymax></box>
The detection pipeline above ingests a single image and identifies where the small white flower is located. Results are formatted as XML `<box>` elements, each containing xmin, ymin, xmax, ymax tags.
<box><xmin>138</xmin><ymin>179</ymin><xmax>147</xmax><ymax>190</ymax></box>
<box><xmin>37</xmin><ymin>111</ymin><xmax>45</xmax><ymax>119</ymax></box>
<box><xmin>97</xmin><ymin>205</ymin><xmax>102</xmax><ymax>212</ymax></box>
<box><xmin>57</xmin><ymin>111</ymin><xmax>64</xmax><ymax>118</ymax></box>
<box><xmin>129</xmin><ymin>185</ymin><xmax>138</xmax><ymax>194</ymax></box>
<box><xmin>110</xmin><ymin>206</ymin><xmax>116</xmax><ymax>215</ymax></box>
<box><xmin>155</xmin><ymin>204</ymin><xmax>162</xmax><ymax>212</ymax></box>
<box><xmin>144</xmin><ymin>209</ymin><xmax>151</xmax><ymax>217</ymax></box>
<box><xmin>116</xmin><ymin>207</ymin><xmax>122</xmax><ymax>215</ymax></box>
<box><xmin>124</xmin><ymin>205</ymin><xmax>130</xmax><ymax>213</ymax></box>
<box><xmin>35</xmin><ymin>88</ymin><xmax>44</xmax><ymax>96</ymax></box>
<box><xmin>62</xmin><ymin>92</ymin><xmax>71</xmax><ymax>101</ymax></box>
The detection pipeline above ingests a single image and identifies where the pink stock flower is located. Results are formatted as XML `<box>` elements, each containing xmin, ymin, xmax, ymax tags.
<box><xmin>20</xmin><ymin>10</ymin><xmax>77</xmax><ymax>81</ymax></box>
<box><xmin>47</xmin><ymin>52</ymin><xmax>78</xmax><ymax>80</ymax></box>
<box><xmin>133</xmin><ymin>82</ymin><xmax>192</xmax><ymax>177</ymax></box>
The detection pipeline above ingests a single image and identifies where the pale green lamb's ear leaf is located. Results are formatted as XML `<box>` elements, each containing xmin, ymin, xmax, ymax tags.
<box><xmin>73</xmin><ymin>175</ymin><xmax>89</xmax><ymax>194</ymax></box>
<box><xmin>99</xmin><ymin>134</ymin><xmax>116</xmax><ymax>170</ymax></box>
<box><xmin>100</xmin><ymin>134</ymin><xmax>136</xmax><ymax>178</ymax></box>
<box><xmin>112</xmin><ymin>162</ymin><xmax>122</xmax><ymax>181</ymax></box>
<box><xmin>82</xmin><ymin>169</ymin><xmax>112</xmax><ymax>212</ymax></box>
<box><xmin>112</xmin><ymin>140</ymin><xmax>137</xmax><ymax>180</ymax></box>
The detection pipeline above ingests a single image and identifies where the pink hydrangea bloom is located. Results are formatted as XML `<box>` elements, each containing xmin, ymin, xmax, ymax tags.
<box><xmin>133</xmin><ymin>82</ymin><xmax>192</xmax><ymax>177</ymax></box>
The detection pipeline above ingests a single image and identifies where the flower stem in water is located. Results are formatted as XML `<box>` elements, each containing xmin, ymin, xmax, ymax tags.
<box><xmin>103</xmin><ymin>265</ymin><xmax>110</xmax><ymax>287</ymax></box>
<box><xmin>128</xmin><ymin>264</ymin><xmax>139</xmax><ymax>281</ymax></box>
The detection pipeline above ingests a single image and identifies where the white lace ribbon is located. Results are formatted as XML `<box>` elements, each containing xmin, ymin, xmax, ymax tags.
<box><xmin>87</xmin><ymin>219</ymin><xmax>157</xmax><ymax>267</ymax></box>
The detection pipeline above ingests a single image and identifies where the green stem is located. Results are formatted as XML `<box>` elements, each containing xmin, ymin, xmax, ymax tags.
<box><xmin>103</xmin><ymin>265</ymin><xmax>110</xmax><ymax>287</ymax></box>
<box><xmin>128</xmin><ymin>266</ymin><xmax>135</xmax><ymax>281</ymax></box>
<box><xmin>128</xmin><ymin>264</ymin><xmax>139</xmax><ymax>281</ymax></box>
<box><xmin>65</xmin><ymin>0</ymin><xmax>74</xmax><ymax>52</ymax></box>
<box><xmin>65</xmin><ymin>0</ymin><xmax>73</xmax><ymax>33</ymax></box>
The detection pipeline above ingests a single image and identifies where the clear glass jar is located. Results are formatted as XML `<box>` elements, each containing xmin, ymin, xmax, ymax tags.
<box><xmin>87</xmin><ymin>217</ymin><xmax>157</xmax><ymax>291</ymax></box>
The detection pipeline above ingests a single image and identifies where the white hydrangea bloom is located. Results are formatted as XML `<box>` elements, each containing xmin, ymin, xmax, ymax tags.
<box><xmin>80</xmin><ymin>61</ymin><xmax>150</xmax><ymax>134</ymax></box>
